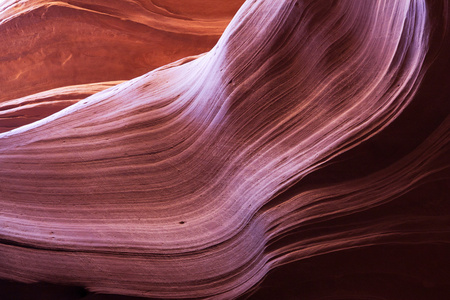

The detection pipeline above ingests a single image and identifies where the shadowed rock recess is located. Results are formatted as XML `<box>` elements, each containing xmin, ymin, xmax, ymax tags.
<box><xmin>0</xmin><ymin>0</ymin><xmax>449</xmax><ymax>299</ymax></box>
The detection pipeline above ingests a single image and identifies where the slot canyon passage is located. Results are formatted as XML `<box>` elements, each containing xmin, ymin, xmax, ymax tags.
<box><xmin>0</xmin><ymin>0</ymin><xmax>449</xmax><ymax>299</ymax></box>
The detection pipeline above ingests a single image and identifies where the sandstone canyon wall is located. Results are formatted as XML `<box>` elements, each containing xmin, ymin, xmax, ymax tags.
<box><xmin>0</xmin><ymin>0</ymin><xmax>449</xmax><ymax>299</ymax></box>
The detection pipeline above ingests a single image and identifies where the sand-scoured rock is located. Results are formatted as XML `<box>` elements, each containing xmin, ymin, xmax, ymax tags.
<box><xmin>0</xmin><ymin>0</ymin><xmax>449</xmax><ymax>299</ymax></box>
<box><xmin>0</xmin><ymin>0</ymin><xmax>244</xmax><ymax>131</ymax></box>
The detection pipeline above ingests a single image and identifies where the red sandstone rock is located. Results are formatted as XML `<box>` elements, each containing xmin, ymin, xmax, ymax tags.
<box><xmin>0</xmin><ymin>0</ymin><xmax>244</xmax><ymax>130</ymax></box>
<box><xmin>0</xmin><ymin>0</ymin><xmax>449</xmax><ymax>299</ymax></box>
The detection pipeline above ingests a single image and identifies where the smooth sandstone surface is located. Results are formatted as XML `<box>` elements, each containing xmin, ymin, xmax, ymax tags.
<box><xmin>0</xmin><ymin>0</ymin><xmax>244</xmax><ymax>131</ymax></box>
<box><xmin>0</xmin><ymin>0</ymin><xmax>449</xmax><ymax>299</ymax></box>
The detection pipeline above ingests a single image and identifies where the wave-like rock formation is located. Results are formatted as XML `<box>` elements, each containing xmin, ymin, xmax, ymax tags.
<box><xmin>1</xmin><ymin>0</ymin><xmax>449</xmax><ymax>299</ymax></box>
<box><xmin>0</xmin><ymin>0</ymin><xmax>244</xmax><ymax>131</ymax></box>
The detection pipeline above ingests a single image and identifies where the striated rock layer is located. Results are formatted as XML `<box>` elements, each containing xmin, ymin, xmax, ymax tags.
<box><xmin>0</xmin><ymin>0</ymin><xmax>244</xmax><ymax>131</ymax></box>
<box><xmin>1</xmin><ymin>0</ymin><xmax>449</xmax><ymax>299</ymax></box>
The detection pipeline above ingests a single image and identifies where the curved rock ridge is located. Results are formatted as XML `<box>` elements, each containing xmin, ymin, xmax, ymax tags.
<box><xmin>1</xmin><ymin>0</ymin><xmax>449</xmax><ymax>299</ymax></box>
<box><xmin>0</xmin><ymin>81</ymin><xmax>125</xmax><ymax>133</ymax></box>
<box><xmin>0</xmin><ymin>0</ymin><xmax>244</xmax><ymax>103</ymax></box>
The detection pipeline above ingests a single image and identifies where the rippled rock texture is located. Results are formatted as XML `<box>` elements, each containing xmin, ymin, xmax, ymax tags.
<box><xmin>1</xmin><ymin>0</ymin><xmax>449</xmax><ymax>299</ymax></box>
<box><xmin>0</xmin><ymin>0</ymin><xmax>244</xmax><ymax>131</ymax></box>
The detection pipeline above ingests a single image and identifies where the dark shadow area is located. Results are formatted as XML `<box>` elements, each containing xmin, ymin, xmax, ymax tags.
<box><xmin>0</xmin><ymin>280</ymin><xmax>157</xmax><ymax>300</ymax></box>
<box><xmin>244</xmin><ymin>243</ymin><xmax>450</xmax><ymax>300</ymax></box>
